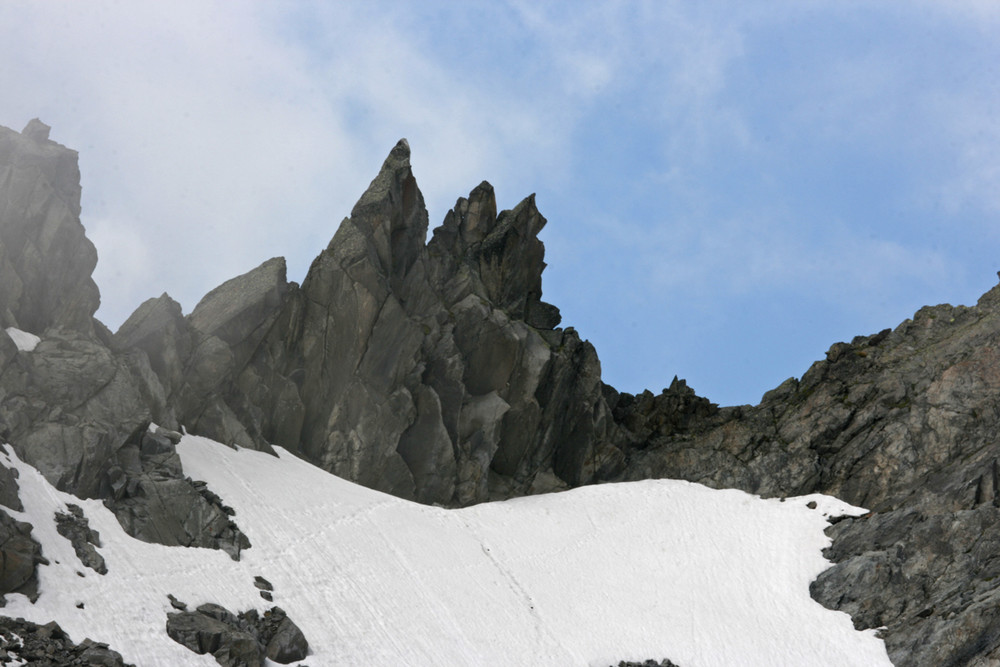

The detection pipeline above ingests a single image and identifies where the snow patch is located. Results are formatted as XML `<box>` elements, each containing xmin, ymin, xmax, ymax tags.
<box><xmin>1</xmin><ymin>439</ymin><xmax>891</xmax><ymax>667</ymax></box>
<box><xmin>4</xmin><ymin>327</ymin><xmax>40</xmax><ymax>352</ymax></box>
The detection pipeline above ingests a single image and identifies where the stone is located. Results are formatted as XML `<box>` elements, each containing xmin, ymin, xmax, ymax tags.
<box><xmin>166</xmin><ymin>610</ymin><xmax>261</xmax><ymax>667</ymax></box>
<box><xmin>188</xmin><ymin>257</ymin><xmax>289</xmax><ymax>367</ymax></box>
<box><xmin>0</xmin><ymin>328</ymin><xmax>150</xmax><ymax>499</ymax></box>
<box><xmin>106</xmin><ymin>475</ymin><xmax>250</xmax><ymax>560</ymax></box>
<box><xmin>0</xmin><ymin>461</ymin><xmax>22</xmax><ymax>511</ymax></box>
<box><xmin>0</xmin><ymin>509</ymin><xmax>44</xmax><ymax>602</ymax></box>
<box><xmin>0</xmin><ymin>616</ymin><xmax>132</xmax><ymax>666</ymax></box>
<box><xmin>166</xmin><ymin>603</ymin><xmax>310</xmax><ymax>667</ymax></box>
<box><xmin>54</xmin><ymin>503</ymin><xmax>106</xmax><ymax>574</ymax></box>
<box><xmin>0</xmin><ymin>122</ymin><xmax>99</xmax><ymax>333</ymax></box>
<box><xmin>263</xmin><ymin>615</ymin><xmax>309</xmax><ymax>663</ymax></box>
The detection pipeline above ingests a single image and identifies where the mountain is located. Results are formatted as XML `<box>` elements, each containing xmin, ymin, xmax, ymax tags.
<box><xmin>0</xmin><ymin>118</ymin><xmax>997</xmax><ymax>664</ymax></box>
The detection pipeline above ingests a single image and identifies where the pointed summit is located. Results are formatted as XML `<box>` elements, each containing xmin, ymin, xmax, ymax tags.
<box><xmin>344</xmin><ymin>139</ymin><xmax>428</xmax><ymax>287</ymax></box>
<box><xmin>351</xmin><ymin>138</ymin><xmax>416</xmax><ymax>218</ymax></box>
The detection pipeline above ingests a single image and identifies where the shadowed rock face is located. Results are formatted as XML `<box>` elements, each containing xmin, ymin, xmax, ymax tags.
<box><xmin>112</xmin><ymin>138</ymin><xmax>622</xmax><ymax>506</ymax></box>
<box><xmin>3</xmin><ymin>120</ymin><xmax>1000</xmax><ymax>664</ymax></box>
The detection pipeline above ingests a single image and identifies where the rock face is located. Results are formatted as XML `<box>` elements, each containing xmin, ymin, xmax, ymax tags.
<box><xmin>613</xmin><ymin>294</ymin><xmax>1000</xmax><ymax>665</ymax></box>
<box><xmin>0</xmin><ymin>507</ymin><xmax>44</xmax><ymax>604</ymax></box>
<box><xmin>4</xmin><ymin>119</ymin><xmax>1000</xmax><ymax>664</ymax></box>
<box><xmin>109</xmin><ymin>139</ymin><xmax>624</xmax><ymax>507</ymax></box>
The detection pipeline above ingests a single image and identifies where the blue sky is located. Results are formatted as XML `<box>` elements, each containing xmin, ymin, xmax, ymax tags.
<box><xmin>2</xmin><ymin>1</ymin><xmax>999</xmax><ymax>406</ymax></box>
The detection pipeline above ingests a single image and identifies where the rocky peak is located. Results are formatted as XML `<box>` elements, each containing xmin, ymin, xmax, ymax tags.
<box><xmin>0</xmin><ymin>121</ymin><xmax>97</xmax><ymax>333</ymax></box>
<box><xmin>345</xmin><ymin>138</ymin><xmax>428</xmax><ymax>294</ymax></box>
<box><xmin>21</xmin><ymin>118</ymin><xmax>51</xmax><ymax>143</ymax></box>
<box><xmin>429</xmin><ymin>183</ymin><xmax>561</xmax><ymax>329</ymax></box>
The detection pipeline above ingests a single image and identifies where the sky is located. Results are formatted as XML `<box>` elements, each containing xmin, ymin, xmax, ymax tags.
<box><xmin>2</xmin><ymin>1</ymin><xmax>999</xmax><ymax>406</ymax></box>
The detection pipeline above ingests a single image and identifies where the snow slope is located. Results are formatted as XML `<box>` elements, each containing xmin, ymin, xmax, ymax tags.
<box><xmin>1</xmin><ymin>437</ymin><xmax>891</xmax><ymax>666</ymax></box>
<box><xmin>4</xmin><ymin>327</ymin><xmax>40</xmax><ymax>352</ymax></box>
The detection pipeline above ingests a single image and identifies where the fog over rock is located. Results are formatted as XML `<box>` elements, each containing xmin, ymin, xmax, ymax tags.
<box><xmin>2</xmin><ymin>120</ymin><xmax>1000</xmax><ymax>664</ymax></box>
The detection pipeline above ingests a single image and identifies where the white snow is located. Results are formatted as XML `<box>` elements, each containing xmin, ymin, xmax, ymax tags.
<box><xmin>4</xmin><ymin>327</ymin><xmax>40</xmax><ymax>352</ymax></box>
<box><xmin>1</xmin><ymin>438</ymin><xmax>891</xmax><ymax>666</ymax></box>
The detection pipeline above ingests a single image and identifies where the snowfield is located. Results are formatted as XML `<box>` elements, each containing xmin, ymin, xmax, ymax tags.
<box><xmin>1</xmin><ymin>436</ymin><xmax>891</xmax><ymax>666</ymax></box>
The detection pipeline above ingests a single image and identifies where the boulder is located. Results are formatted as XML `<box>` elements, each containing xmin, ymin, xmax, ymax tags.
<box><xmin>166</xmin><ymin>602</ymin><xmax>309</xmax><ymax>667</ymax></box>
<box><xmin>166</xmin><ymin>610</ymin><xmax>261</xmax><ymax>667</ymax></box>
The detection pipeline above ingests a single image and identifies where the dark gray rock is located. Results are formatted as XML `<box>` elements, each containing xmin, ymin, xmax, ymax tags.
<box><xmin>0</xmin><ymin>509</ymin><xmax>44</xmax><ymax>603</ymax></box>
<box><xmin>166</xmin><ymin>609</ymin><xmax>261</xmax><ymax>667</ymax></box>
<box><xmin>96</xmin><ymin>424</ymin><xmax>250</xmax><ymax>560</ymax></box>
<box><xmin>112</xmin><ymin>293</ymin><xmax>192</xmax><ymax>415</ymax></box>
<box><xmin>262</xmin><ymin>613</ymin><xmax>309</xmax><ymax>663</ymax></box>
<box><xmin>0</xmin><ymin>328</ymin><xmax>150</xmax><ymax>499</ymax></box>
<box><xmin>54</xmin><ymin>503</ymin><xmax>106</xmax><ymax>574</ymax></box>
<box><xmin>0</xmin><ymin>616</ymin><xmax>132</xmax><ymax>667</ymax></box>
<box><xmin>0</xmin><ymin>461</ymin><xmax>21</xmax><ymax>511</ymax></box>
<box><xmin>92</xmin><ymin>137</ymin><xmax>624</xmax><ymax>509</ymax></box>
<box><xmin>166</xmin><ymin>603</ymin><xmax>309</xmax><ymax>667</ymax></box>
<box><xmin>106</xmin><ymin>474</ymin><xmax>250</xmax><ymax>560</ymax></box>
<box><xmin>189</xmin><ymin>256</ymin><xmax>289</xmax><ymax>367</ymax></box>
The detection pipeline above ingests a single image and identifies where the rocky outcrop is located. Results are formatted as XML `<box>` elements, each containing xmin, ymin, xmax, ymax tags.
<box><xmin>54</xmin><ymin>503</ymin><xmax>106</xmax><ymax>575</ymax></box>
<box><xmin>612</xmin><ymin>291</ymin><xmax>1000</xmax><ymax>665</ymax></box>
<box><xmin>166</xmin><ymin>602</ymin><xmax>308</xmax><ymax>667</ymax></box>
<box><xmin>104</xmin><ymin>425</ymin><xmax>250</xmax><ymax>560</ymax></box>
<box><xmin>0</xmin><ymin>452</ymin><xmax>43</xmax><ymax>605</ymax></box>
<box><xmin>107</xmin><ymin>138</ymin><xmax>624</xmax><ymax>507</ymax></box>
<box><xmin>0</xmin><ymin>120</ymin><xmax>99</xmax><ymax>335</ymax></box>
<box><xmin>0</xmin><ymin>616</ymin><xmax>132</xmax><ymax>667</ymax></box>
